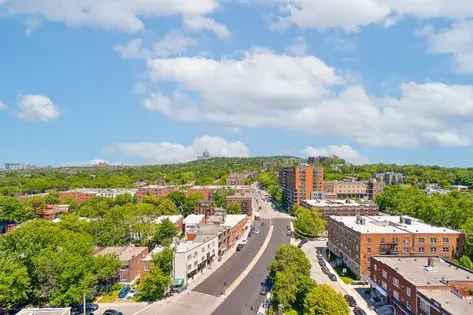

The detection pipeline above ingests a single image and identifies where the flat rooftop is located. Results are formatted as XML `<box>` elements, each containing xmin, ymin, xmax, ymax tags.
<box><xmin>224</xmin><ymin>214</ymin><xmax>247</xmax><ymax>228</ymax></box>
<box><xmin>176</xmin><ymin>236</ymin><xmax>215</xmax><ymax>253</ymax></box>
<box><xmin>374</xmin><ymin>256</ymin><xmax>473</xmax><ymax>287</ymax></box>
<box><xmin>329</xmin><ymin>215</ymin><xmax>461</xmax><ymax>234</ymax></box>
<box><xmin>184</xmin><ymin>214</ymin><xmax>205</xmax><ymax>224</ymax></box>
<box><xmin>304</xmin><ymin>199</ymin><xmax>375</xmax><ymax>207</ymax></box>
<box><xmin>94</xmin><ymin>246</ymin><xmax>147</xmax><ymax>262</ymax></box>
<box><xmin>417</xmin><ymin>288</ymin><xmax>473</xmax><ymax>315</ymax></box>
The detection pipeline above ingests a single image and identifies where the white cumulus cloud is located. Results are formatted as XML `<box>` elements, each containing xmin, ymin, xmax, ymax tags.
<box><xmin>141</xmin><ymin>50</ymin><xmax>473</xmax><ymax>148</ymax></box>
<box><xmin>18</xmin><ymin>94</ymin><xmax>60</xmax><ymax>122</ymax></box>
<box><xmin>0</xmin><ymin>0</ymin><xmax>220</xmax><ymax>33</ymax></box>
<box><xmin>421</xmin><ymin>20</ymin><xmax>473</xmax><ymax>73</ymax></box>
<box><xmin>108</xmin><ymin>135</ymin><xmax>250</xmax><ymax>164</ymax></box>
<box><xmin>274</xmin><ymin>0</ymin><xmax>473</xmax><ymax>32</ymax></box>
<box><xmin>303</xmin><ymin>145</ymin><xmax>369</xmax><ymax>165</ymax></box>
<box><xmin>183</xmin><ymin>16</ymin><xmax>231</xmax><ymax>39</ymax></box>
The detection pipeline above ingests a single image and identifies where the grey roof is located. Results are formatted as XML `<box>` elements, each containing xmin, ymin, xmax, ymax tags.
<box><xmin>418</xmin><ymin>288</ymin><xmax>473</xmax><ymax>315</ymax></box>
<box><xmin>374</xmin><ymin>256</ymin><xmax>473</xmax><ymax>286</ymax></box>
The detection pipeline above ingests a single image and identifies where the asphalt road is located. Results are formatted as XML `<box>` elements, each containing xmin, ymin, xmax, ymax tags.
<box><xmin>211</xmin><ymin>218</ymin><xmax>290</xmax><ymax>315</ymax></box>
<box><xmin>194</xmin><ymin>218</ymin><xmax>270</xmax><ymax>296</ymax></box>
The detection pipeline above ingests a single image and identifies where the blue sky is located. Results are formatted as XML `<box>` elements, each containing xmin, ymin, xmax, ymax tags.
<box><xmin>1</xmin><ymin>1</ymin><xmax>473</xmax><ymax>167</ymax></box>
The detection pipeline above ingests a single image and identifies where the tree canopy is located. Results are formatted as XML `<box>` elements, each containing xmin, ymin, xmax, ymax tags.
<box><xmin>303</xmin><ymin>284</ymin><xmax>349</xmax><ymax>315</ymax></box>
<box><xmin>293</xmin><ymin>207</ymin><xmax>326</xmax><ymax>239</ymax></box>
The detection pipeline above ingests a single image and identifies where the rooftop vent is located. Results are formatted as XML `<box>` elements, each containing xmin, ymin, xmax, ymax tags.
<box><xmin>356</xmin><ymin>215</ymin><xmax>366</xmax><ymax>225</ymax></box>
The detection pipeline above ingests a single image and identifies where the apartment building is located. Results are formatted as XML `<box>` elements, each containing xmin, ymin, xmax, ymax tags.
<box><xmin>375</xmin><ymin>172</ymin><xmax>405</xmax><ymax>185</ymax></box>
<box><xmin>94</xmin><ymin>246</ymin><xmax>149</xmax><ymax>283</ymax></box>
<box><xmin>279</xmin><ymin>163</ymin><xmax>314</xmax><ymax>209</ymax></box>
<box><xmin>301</xmin><ymin>199</ymin><xmax>379</xmax><ymax>218</ymax></box>
<box><xmin>370</xmin><ymin>256</ymin><xmax>473</xmax><ymax>315</ymax></box>
<box><xmin>327</xmin><ymin>215</ymin><xmax>464</xmax><ymax>279</ymax></box>
<box><xmin>225</xmin><ymin>193</ymin><xmax>253</xmax><ymax>216</ymax></box>
<box><xmin>224</xmin><ymin>214</ymin><xmax>249</xmax><ymax>249</ymax></box>
<box><xmin>195</xmin><ymin>224</ymin><xmax>230</xmax><ymax>257</ymax></box>
<box><xmin>226</xmin><ymin>172</ymin><xmax>256</xmax><ymax>185</ymax></box>
<box><xmin>324</xmin><ymin>180</ymin><xmax>368</xmax><ymax>199</ymax></box>
<box><xmin>173</xmin><ymin>235</ymin><xmax>218</xmax><ymax>285</ymax></box>
<box><xmin>58</xmin><ymin>188</ymin><xmax>137</xmax><ymax>204</ymax></box>
<box><xmin>135</xmin><ymin>185</ymin><xmax>180</xmax><ymax>201</ymax></box>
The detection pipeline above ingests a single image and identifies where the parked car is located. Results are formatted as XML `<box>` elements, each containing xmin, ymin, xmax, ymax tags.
<box><xmin>236</xmin><ymin>243</ymin><xmax>244</xmax><ymax>251</ymax></box>
<box><xmin>71</xmin><ymin>303</ymin><xmax>99</xmax><ymax>315</ymax></box>
<box><xmin>328</xmin><ymin>273</ymin><xmax>337</xmax><ymax>281</ymax></box>
<box><xmin>118</xmin><ymin>286</ymin><xmax>131</xmax><ymax>299</ymax></box>
<box><xmin>259</xmin><ymin>286</ymin><xmax>267</xmax><ymax>295</ymax></box>
<box><xmin>103</xmin><ymin>310</ymin><xmax>123</xmax><ymax>315</ymax></box>
<box><xmin>344</xmin><ymin>294</ymin><xmax>357</xmax><ymax>307</ymax></box>
<box><xmin>353</xmin><ymin>307</ymin><xmax>367</xmax><ymax>315</ymax></box>
<box><xmin>286</xmin><ymin>230</ymin><xmax>292</xmax><ymax>236</ymax></box>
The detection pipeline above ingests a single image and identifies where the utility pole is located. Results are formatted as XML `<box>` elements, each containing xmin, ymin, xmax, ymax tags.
<box><xmin>83</xmin><ymin>293</ymin><xmax>86</xmax><ymax>315</ymax></box>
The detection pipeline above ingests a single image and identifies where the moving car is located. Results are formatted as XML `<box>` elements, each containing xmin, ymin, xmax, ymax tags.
<box><xmin>344</xmin><ymin>294</ymin><xmax>357</xmax><ymax>307</ymax></box>
<box><xmin>103</xmin><ymin>310</ymin><xmax>123</xmax><ymax>315</ymax></box>
<box><xmin>236</xmin><ymin>243</ymin><xmax>244</xmax><ymax>251</ymax></box>
<box><xmin>328</xmin><ymin>273</ymin><xmax>337</xmax><ymax>281</ymax></box>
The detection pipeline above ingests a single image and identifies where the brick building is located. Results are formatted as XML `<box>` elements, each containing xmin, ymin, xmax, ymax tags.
<box><xmin>225</xmin><ymin>194</ymin><xmax>253</xmax><ymax>216</ymax></box>
<box><xmin>94</xmin><ymin>246</ymin><xmax>149</xmax><ymax>283</ymax></box>
<box><xmin>370</xmin><ymin>256</ymin><xmax>473</xmax><ymax>315</ymax></box>
<box><xmin>135</xmin><ymin>185</ymin><xmax>180</xmax><ymax>201</ymax></box>
<box><xmin>279</xmin><ymin>163</ymin><xmax>314</xmax><ymax>209</ymax></box>
<box><xmin>327</xmin><ymin>215</ymin><xmax>464</xmax><ymax>279</ymax></box>
<box><xmin>224</xmin><ymin>214</ymin><xmax>249</xmax><ymax>249</ymax></box>
<box><xmin>301</xmin><ymin>199</ymin><xmax>379</xmax><ymax>218</ymax></box>
<box><xmin>39</xmin><ymin>204</ymin><xmax>70</xmax><ymax>220</ymax></box>
<box><xmin>324</xmin><ymin>180</ymin><xmax>368</xmax><ymax>199</ymax></box>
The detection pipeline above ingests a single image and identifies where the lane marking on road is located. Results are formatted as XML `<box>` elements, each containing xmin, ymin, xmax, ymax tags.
<box><xmin>219</xmin><ymin>223</ymin><xmax>274</xmax><ymax>299</ymax></box>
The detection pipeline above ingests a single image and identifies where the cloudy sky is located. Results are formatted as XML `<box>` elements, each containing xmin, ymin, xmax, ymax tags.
<box><xmin>1</xmin><ymin>0</ymin><xmax>473</xmax><ymax>166</ymax></box>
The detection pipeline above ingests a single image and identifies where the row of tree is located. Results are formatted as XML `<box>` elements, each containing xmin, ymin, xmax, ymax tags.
<box><xmin>376</xmin><ymin>185</ymin><xmax>473</xmax><ymax>268</ymax></box>
<box><xmin>270</xmin><ymin>245</ymin><xmax>349</xmax><ymax>315</ymax></box>
<box><xmin>292</xmin><ymin>207</ymin><xmax>326</xmax><ymax>239</ymax></box>
<box><xmin>0</xmin><ymin>220</ymin><xmax>121</xmax><ymax>310</ymax></box>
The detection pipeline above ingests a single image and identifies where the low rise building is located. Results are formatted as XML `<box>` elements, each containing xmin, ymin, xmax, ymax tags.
<box><xmin>195</xmin><ymin>224</ymin><xmax>230</xmax><ymax>257</ymax></box>
<box><xmin>135</xmin><ymin>185</ymin><xmax>181</xmax><ymax>200</ymax></box>
<box><xmin>94</xmin><ymin>246</ymin><xmax>148</xmax><ymax>283</ymax></box>
<box><xmin>183</xmin><ymin>214</ymin><xmax>205</xmax><ymax>240</ymax></box>
<box><xmin>226</xmin><ymin>172</ymin><xmax>256</xmax><ymax>185</ymax></box>
<box><xmin>327</xmin><ymin>215</ymin><xmax>464</xmax><ymax>279</ymax></box>
<box><xmin>301</xmin><ymin>199</ymin><xmax>379</xmax><ymax>218</ymax></box>
<box><xmin>58</xmin><ymin>188</ymin><xmax>137</xmax><ymax>204</ymax></box>
<box><xmin>224</xmin><ymin>214</ymin><xmax>249</xmax><ymax>249</ymax></box>
<box><xmin>39</xmin><ymin>204</ymin><xmax>70</xmax><ymax>220</ymax></box>
<box><xmin>324</xmin><ymin>180</ymin><xmax>368</xmax><ymax>199</ymax></box>
<box><xmin>375</xmin><ymin>172</ymin><xmax>405</xmax><ymax>185</ymax></box>
<box><xmin>173</xmin><ymin>235</ymin><xmax>218</xmax><ymax>285</ymax></box>
<box><xmin>225</xmin><ymin>194</ymin><xmax>253</xmax><ymax>216</ymax></box>
<box><xmin>370</xmin><ymin>256</ymin><xmax>473</xmax><ymax>315</ymax></box>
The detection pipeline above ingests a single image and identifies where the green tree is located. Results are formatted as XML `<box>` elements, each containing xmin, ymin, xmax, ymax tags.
<box><xmin>226</xmin><ymin>202</ymin><xmax>241</xmax><ymax>214</ymax></box>
<box><xmin>293</xmin><ymin>207</ymin><xmax>326</xmax><ymax>238</ymax></box>
<box><xmin>303</xmin><ymin>284</ymin><xmax>349</xmax><ymax>315</ymax></box>
<box><xmin>156</xmin><ymin>198</ymin><xmax>179</xmax><ymax>215</ymax></box>
<box><xmin>154</xmin><ymin>219</ymin><xmax>178</xmax><ymax>246</ymax></box>
<box><xmin>136</xmin><ymin>267</ymin><xmax>171</xmax><ymax>301</ymax></box>
<box><xmin>44</xmin><ymin>192</ymin><xmax>60</xmax><ymax>204</ymax></box>
<box><xmin>153</xmin><ymin>247</ymin><xmax>174</xmax><ymax>275</ymax></box>
<box><xmin>272</xmin><ymin>270</ymin><xmax>298</xmax><ymax>308</ymax></box>
<box><xmin>0</xmin><ymin>256</ymin><xmax>31</xmax><ymax>310</ymax></box>
<box><xmin>459</xmin><ymin>256</ymin><xmax>473</xmax><ymax>270</ymax></box>
<box><xmin>0</xmin><ymin>196</ymin><xmax>36</xmax><ymax>223</ymax></box>
<box><xmin>270</xmin><ymin>245</ymin><xmax>311</xmax><ymax>277</ymax></box>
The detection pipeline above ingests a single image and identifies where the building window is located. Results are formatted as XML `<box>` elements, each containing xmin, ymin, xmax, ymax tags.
<box><xmin>393</xmin><ymin>277</ymin><xmax>399</xmax><ymax>288</ymax></box>
<box><xmin>419</xmin><ymin>247</ymin><xmax>424</xmax><ymax>253</ymax></box>
<box><xmin>393</xmin><ymin>237</ymin><xmax>399</xmax><ymax>244</ymax></box>
<box><xmin>406</xmin><ymin>286</ymin><xmax>411</xmax><ymax>297</ymax></box>
<box><xmin>374</xmin><ymin>264</ymin><xmax>377</xmax><ymax>271</ymax></box>
<box><xmin>431</xmin><ymin>247</ymin><xmax>437</xmax><ymax>253</ymax></box>
<box><xmin>443</xmin><ymin>247</ymin><xmax>449</xmax><ymax>253</ymax></box>
<box><xmin>367</xmin><ymin>247</ymin><xmax>371</xmax><ymax>253</ymax></box>
<box><xmin>418</xmin><ymin>238</ymin><xmax>424</xmax><ymax>243</ymax></box>
<box><xmin>381</xmin><ymin>281</ymin><xmax>387</xmax><ymax>290</ymax></box>
<box><xmin>443</xmin><ymin>237</ymin><xmax>449</xmax><ymax>243</ymax></box>
<box><xmin>382</xmin><ymin>270</ymin><xmax>387</xmax><ymax>279</ymax></box>
<box><xmin>381</xmin><ymin>237</ymin><xmax>385</xmax><ymax>244</ymax></box>
<box><xmin>403</xmin><ymin>247</ymin><xmax>409</xmax><ymax>253</ymax></box>
<box><xmin>368</xmin><ymin>237</ymin><xmax>371</xmax><ymax>243</ymax></box>
<box><xmin>393</xmin><ymin>290</ymin><xmax>400</xmax><ymax>301</ymax></box>
<box><xmin>431</xmin><ymin>237</ymin><xmax>437</xmax><ymax>244</ymax></box>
